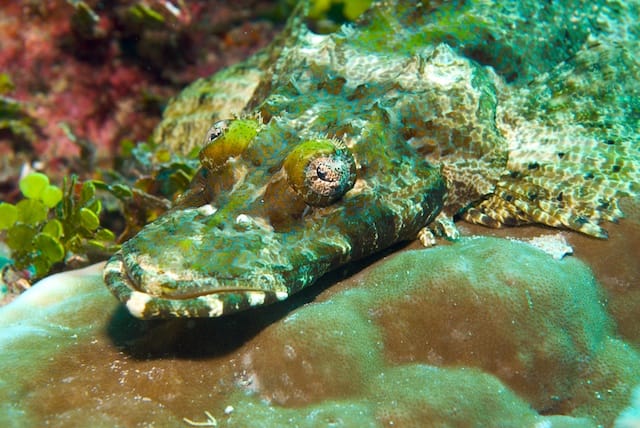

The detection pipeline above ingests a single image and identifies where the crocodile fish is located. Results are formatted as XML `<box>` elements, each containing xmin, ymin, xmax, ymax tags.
<box><xmin>104</xmin><ymin>0</ymin><xmax>639</xmax><ymax>319</ymax></box>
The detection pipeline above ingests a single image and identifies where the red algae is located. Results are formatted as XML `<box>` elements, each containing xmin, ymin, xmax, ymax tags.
<box><xmin>0</xmin><ymin>0</ymin><xmax>280</xmax><ymax>180</ymax></box>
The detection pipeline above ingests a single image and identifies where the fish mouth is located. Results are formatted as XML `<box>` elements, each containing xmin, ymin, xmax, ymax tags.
<box><xmin>102</xmin><ymin>206</ymin><xmax>340</xmax><ymax>319</ymax></box>
<box><xmin>103</xmin><ymin>252</ymin><xmax>288</xmax><ymax>319</ymax></box>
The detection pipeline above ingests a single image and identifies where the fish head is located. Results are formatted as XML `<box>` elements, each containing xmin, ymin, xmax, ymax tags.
<box><xmin>104</xmin><ymin>113</ymin><xmax>445</xmax><ymax>319</ymax></box>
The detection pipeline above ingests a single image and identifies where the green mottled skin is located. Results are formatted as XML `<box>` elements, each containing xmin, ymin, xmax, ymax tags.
<box><xmin>105</xmin><ymin>0</ymin><xmax>640</xmax><ymax>318</ymax></box>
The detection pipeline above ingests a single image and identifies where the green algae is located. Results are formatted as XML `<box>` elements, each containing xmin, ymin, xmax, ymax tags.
<box><xmin>0</xmin><ymin>174</ymin><xmax>118</xmax><ymax>279</ymax></box>
<box><xmin>348</xmin><ymin>0</ymin><xmax>599</xmax><ymax>82</ymax></box>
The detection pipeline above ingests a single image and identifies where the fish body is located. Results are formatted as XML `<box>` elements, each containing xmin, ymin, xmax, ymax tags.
<box><xmin>104</xmin><ymin>0</ymin><xmax>639</xmax><ymax>318</ymax></box>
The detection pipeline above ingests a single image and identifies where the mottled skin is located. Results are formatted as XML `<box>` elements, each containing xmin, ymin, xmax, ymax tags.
<box><xmin>105</xmin><ymin>0</ymin><xmax>639</xmax><ymax>318</ymax></box>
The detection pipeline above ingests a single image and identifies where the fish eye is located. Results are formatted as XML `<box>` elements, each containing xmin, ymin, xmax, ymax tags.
<box><xmin>199</xmin><ymin>119</ymin><xmax>261</xmax><ymax>171</ymax></box>
<box><xmin>283</xmin><ymin>139</ymin><xmax>356</xmax><ymax>206</ymax></box>
<box><xmin>203</xmin><ymin>120</ymin><xmax>230</xmax><ymax>144</ymax></box>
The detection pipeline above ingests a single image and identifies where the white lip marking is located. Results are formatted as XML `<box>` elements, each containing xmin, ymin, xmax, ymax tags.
<box><xmin>247</xmin><ymin>291</ymin><xmax>266</xmax><ymax>306</ymax></box>
<box><xmin>126</xmin><ymin>291</ymin><xmax>152</xmax><ymax>318</ymax></box>
<box><xmin>200</xmin><ymin>295</ymin><xmax>224</xmax><ymax>317</ymax></box>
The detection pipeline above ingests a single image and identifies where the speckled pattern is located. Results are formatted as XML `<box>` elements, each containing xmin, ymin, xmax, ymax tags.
<box><xmin>105</xmin><ymin>0</ymin><xmax>639</xmax><ymax>318</ymax></box>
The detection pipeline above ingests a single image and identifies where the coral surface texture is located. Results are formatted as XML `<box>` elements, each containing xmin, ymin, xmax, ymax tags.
<box><xmin>1</xmin><ymin>233</ymin><xmax>640</xmax><ymax>426</ymax></box>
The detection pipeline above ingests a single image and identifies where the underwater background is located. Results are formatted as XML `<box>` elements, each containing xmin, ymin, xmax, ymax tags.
<box><xmin>1</xmin><ymin>0</ymin><xmax>639</xmax><ymax>426</ymax></box>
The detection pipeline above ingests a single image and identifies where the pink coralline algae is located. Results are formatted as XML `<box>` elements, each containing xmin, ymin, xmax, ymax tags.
<box><xmin>0</xmin><ymin>1</ymin><xmax>279</xmax><ymax>176</ymax></box>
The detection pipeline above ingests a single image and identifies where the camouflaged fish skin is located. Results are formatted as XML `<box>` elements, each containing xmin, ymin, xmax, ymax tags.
<box><xmin>104</xmin><ymin>0</ymin><xmax>640</xmax><ymax>318</ymax></box>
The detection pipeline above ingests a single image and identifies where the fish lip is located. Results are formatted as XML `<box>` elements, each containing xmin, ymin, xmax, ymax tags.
<box><xmin>102</xmin><ymin>207</ymin><xmax>334</xmax><ymax>319</ymax></box>
<box><xmin>108</xmin><ymin>203</ymin><xmax>301</xmax><ymax>295</ymax></box>
<box><xmin>103</xmin><ymin>252</ymin><xmax>287</xmax><ymax>319</ymax></box>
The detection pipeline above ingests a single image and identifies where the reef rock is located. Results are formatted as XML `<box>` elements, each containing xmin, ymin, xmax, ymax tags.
<box><xmin>0</xmin><ymin>236</ymin><xmax>638</xmax><ymax>426</ymax></box>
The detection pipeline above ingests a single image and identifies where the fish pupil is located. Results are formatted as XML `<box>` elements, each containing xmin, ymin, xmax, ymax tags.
<box><xmin>317</xmin><ymin>163</ymin><xmax>339</xmax><ymax>182</ymax></box>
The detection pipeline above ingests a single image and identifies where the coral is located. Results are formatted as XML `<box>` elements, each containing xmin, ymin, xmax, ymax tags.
<box><xmin>600</xmin><ymin>198</ymin><xmax>640</xmax><ymax>344</ymax></box>
<box><xmin>615</xmin><ymin>384</ymin><xmax>640</xmax><ymax>428</ymax></box>
<box><xmin>0</xmin><ymin>236</ymin><xmax>637</xmax><ymax>426</ymax></box>
<box><xmin>0</xmin><ymin>0</ymin><xmax>281</xmax><ymax>290</ymax></box>
<box><xmin>461</xmin><ymin>196</ymin><xmax>640</xmax><ymax>348</ymax></box>
<box><xmin>239</xmin><ymin>237</ymin><xmax>639</xmax><ymax>425</ymax></box>
<box><xmin>218</xmin><ymin>367</ymin><xmax>594</xmax><ymax>427</ymax></box>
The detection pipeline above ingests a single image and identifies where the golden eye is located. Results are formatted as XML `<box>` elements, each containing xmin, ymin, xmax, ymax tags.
<box><xmin>283</xmin><ymin>139</ymin><xmax>356</xmax><ymax>207</ymax></box>
<box><xmin>199</xmin><ymin>119</ymin><xmax>260</xmax><ymax>171</ymax></box>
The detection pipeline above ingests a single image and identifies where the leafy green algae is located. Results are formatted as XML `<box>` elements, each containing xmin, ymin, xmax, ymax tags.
<box><xmin>0</xmin><ymin>174</ymin><xmax>118</xmax><ymax>279</ymax></box>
